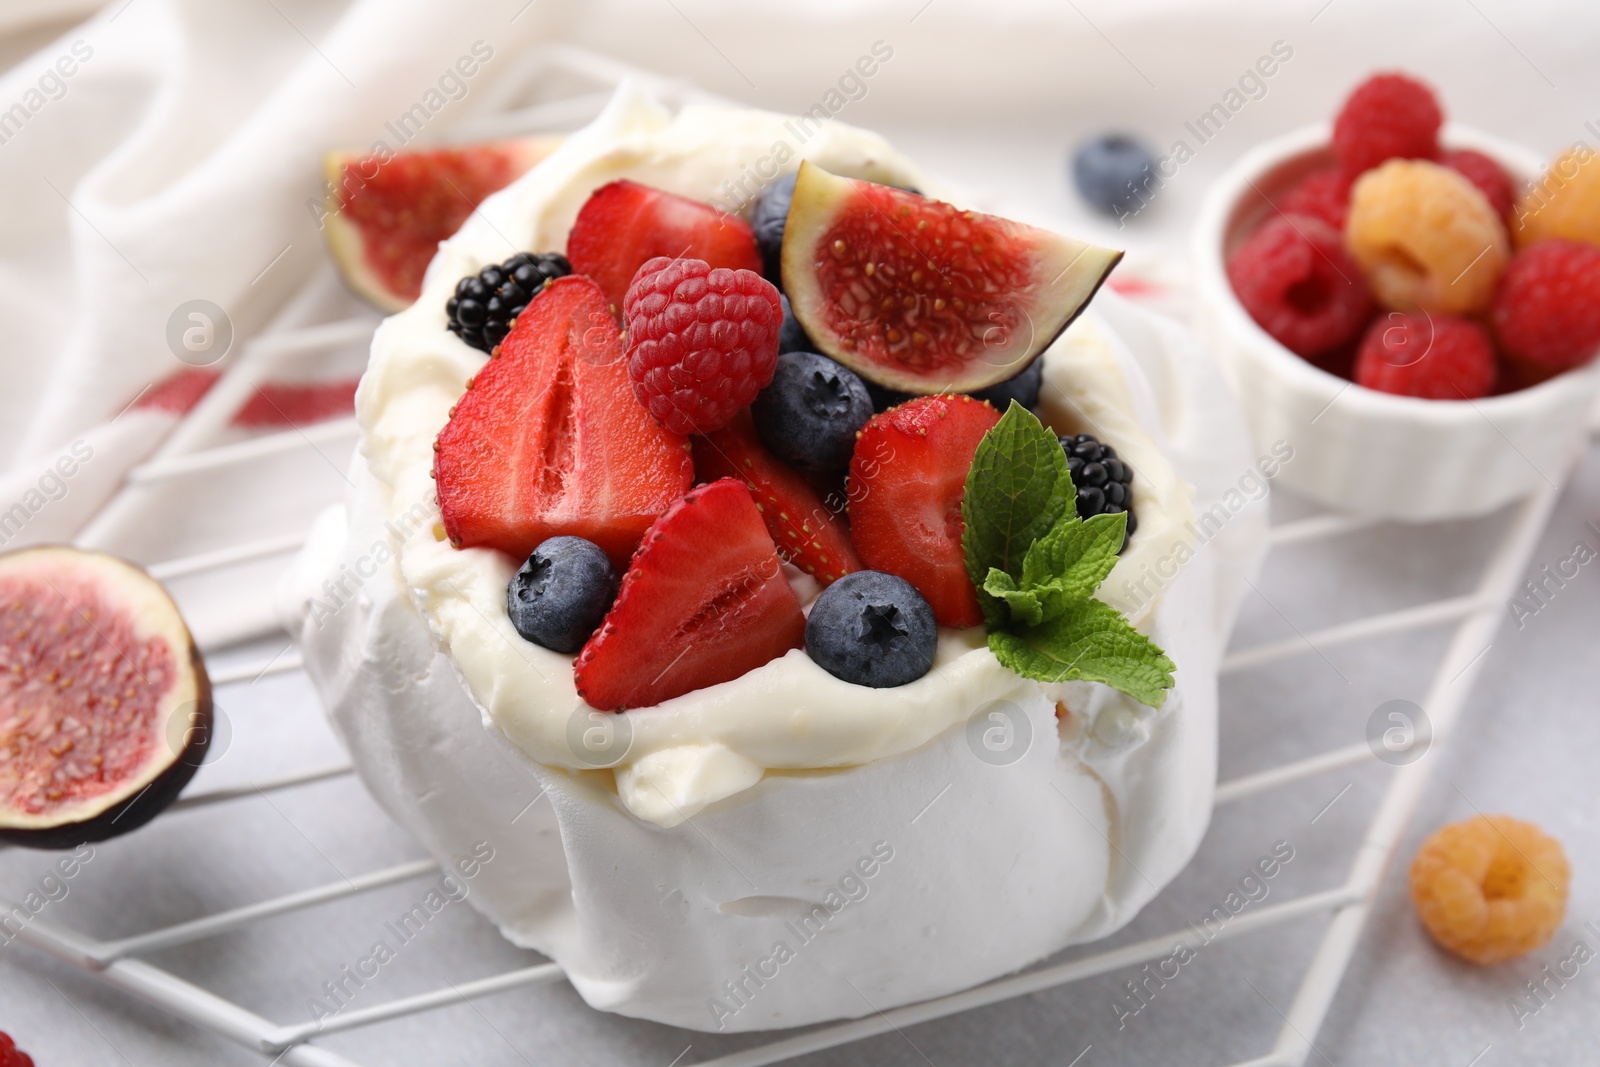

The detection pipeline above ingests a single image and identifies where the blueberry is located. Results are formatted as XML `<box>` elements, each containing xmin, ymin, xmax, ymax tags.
<box><xmin>863</xmin><ymin>361</ymin><xmax>1044</xmax><ymax>415</ymax></box>
<box><xmin>506</xmin><ymin>537</ymin><xmax>618</xmax><ymax>653</ymax></box>
<box><xmin>865</xmin><ymin>380</ymin><xmax>914</xmax><ymax>413</ymax></box>
<box><xmin>805</xmin><ymin>571</ymin><xmax>937</xmax><ymax>688</ymax></box>
<box><xmin>969</xmin><ymin>360</ymin><xmax>1043</xmax><ymax>411</ymax></box>
<box><xmin>752</xmin><ymin>351</ymin><xmax>873</xmax><ymax>472</ymax></box>
<box><xmin>1072</xmin><ymin>134</ymin><xmax>1157</xmax><ymax>218</ymax></box>
<box><xmin>778</xmin><ymin>293</ymin><xmax>814</xmax><ymax>355</ymax></box>
<box><xmin>752</xmin><ymin>172</ymin><xmax>797</xmax><ymax>286</ymax></box>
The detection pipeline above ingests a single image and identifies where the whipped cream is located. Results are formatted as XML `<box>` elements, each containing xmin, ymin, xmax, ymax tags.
<box><xmin>355</xmin><ymin>88</ymin><xmax>1200</xmax><ymax>827</ymax></box>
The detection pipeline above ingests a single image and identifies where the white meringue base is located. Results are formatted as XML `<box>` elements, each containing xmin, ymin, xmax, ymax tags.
<box><xmin>291</xmin><ymin>290</ymin><xmax>1261</xmax><ymax>1033</ymax></box>
<box><xmin>289</xmin><ymin>85</ymin><xmax>1267</xmax><ymax>1032</ymax></box>
<box><xmin>298</xmin><ymin>455</ymin><xmax>1216</xmax><ymax>1031</ymax></box>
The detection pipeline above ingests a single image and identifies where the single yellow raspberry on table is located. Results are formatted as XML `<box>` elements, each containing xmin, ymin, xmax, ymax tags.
<box><xmin>1346</xmin><ymin>159</ymin><xmax>1510</xmax><ymax>314</ymax></box>
<box><xmin>1512</xmin><ymin>147</ymin><xmax>1600</xmax><ymax>249</ymax></box>
<box><xmin>1409</xmin><ymin>814</ymin><xmax>1570</xmax><ymax>965</ymax></box>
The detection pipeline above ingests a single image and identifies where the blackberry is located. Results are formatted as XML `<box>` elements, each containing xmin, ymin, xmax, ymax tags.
<box><xmin>1061</xmin><ymin>432</ymin><xmax>1136</xmax><ymax>549</ymax></box>
<box><xmin>446</xmin><ymin>251</ymin><xmax>571</xmax><ymax>353</ymax></box>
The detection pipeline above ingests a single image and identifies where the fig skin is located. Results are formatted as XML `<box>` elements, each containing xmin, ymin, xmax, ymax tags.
<box><xmin>0</xmin><ymin>546</ymin><xmax>213</xmax><ymax>851</ymax></box>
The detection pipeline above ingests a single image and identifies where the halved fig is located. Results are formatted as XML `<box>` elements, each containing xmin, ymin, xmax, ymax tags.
<box><xmin>0</xmin><ymin>547</ymin><xmax>211</xmax><ymax>849</ymax></box>
<box><xmin>781</xmin><ymin>161</ymin><xmax>1124</xmax><ymax>393</ymax></box>
<box><xmin>324</xmin><ymin>137</ymin><xmax>560</xmax><ymax>312</ymax></box>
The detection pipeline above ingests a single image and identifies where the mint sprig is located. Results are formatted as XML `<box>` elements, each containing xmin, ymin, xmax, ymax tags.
<box><xmin>961</xmin><ymin>399</ymin><xmax>1069</xmax><ymax>626</ymax></box>
<box><xmin>962</xmin><ymin>401</ymin><xmax>1174</xmax><ymax>707</ymax></box>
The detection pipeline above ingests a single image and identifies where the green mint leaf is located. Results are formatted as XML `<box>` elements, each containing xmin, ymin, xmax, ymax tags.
<box><xmin>983</xmin><ymin>567</ymin><xmax>1046</xmax><ymax>627</ymax></box>
<box><xmin>962</xmin><ymin>400</ymin><xmax>1071</xmax><ymax>624</ymax></box>
<box><xmin>987</xmin><ymin>597</ymin><xmax>1175</xmax><ymax>708</ymax></box>
<box><xmin>1020</xmin><ymin>510</ymin><xmax>1127</xmax><ymax>601</ymax></box>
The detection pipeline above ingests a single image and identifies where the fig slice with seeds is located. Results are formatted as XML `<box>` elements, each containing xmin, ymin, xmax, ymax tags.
<box><xmin>0</xmin><ymin>546</ymin><xmax>211</xmax><ymax>849</ymax></box>
<box><xmin>781</xmin><ymin>161</ymin><xmax>1123</xmax><ymax>394</ymax></box>
<box><xmin>324</xmin><ymin>137</ymin><xmax>560</xmax><ymax>312</ymax></box>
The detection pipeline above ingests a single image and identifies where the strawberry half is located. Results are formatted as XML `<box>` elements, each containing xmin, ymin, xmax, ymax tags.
<box><xmin>434</xmin><ymin>275</ymin><xmax>693</xmax><ymax>567</ymax></box>
<box><xmin>848</xmin><ymin>395</ymin><xmax>1000</xmax><ymax>628</ymax></box>
<box><xmin>694</xmin><ymin>410</ymin><xmax>861</xmax><ymax>587</ymax></box>
<box><xmin>566</xmin><ymin>180</ymin><xmax>763</xmax><ymax>313</ymax></box>
<box><xmin>574</xmin><ymin>478</ymin><xmax>805</xmax><ymax>710</ymax></box>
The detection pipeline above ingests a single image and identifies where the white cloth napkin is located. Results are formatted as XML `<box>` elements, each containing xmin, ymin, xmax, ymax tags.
<box><xmin>0</xmin><ymin>0</ymin><xmax>556</xmax><ymax>559</ymax></box>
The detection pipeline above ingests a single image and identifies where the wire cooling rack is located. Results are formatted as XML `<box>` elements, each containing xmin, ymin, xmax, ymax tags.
<box><xmin>1</xmin><ymin>44</ymin><xmax>1585</xmax><ymax>1067</ymax></box>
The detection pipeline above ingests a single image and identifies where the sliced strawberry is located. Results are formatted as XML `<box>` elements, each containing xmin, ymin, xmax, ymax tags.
<box><xmin>848</xmin><ymin>395</ymin><xmax>1000</xmax><ymax>628</ymax></box>
<box><xmin>434</xmin><ymin>275</ymin><xmax>693</xmax><ymax>567</ymax></box>
<box><xmin>566</xmin><ymin>179</ymin><xmax>763</xmax><ymax>313</ymax></box>
<box><xmin>694</xmin><ymin>410</ymin><xmax>860</xmax><ymax>587</ymax></box>
<box><xmin>573</xmin><ymin>478</ymin><xmax>805</xmax><ymax>710</ymax></box>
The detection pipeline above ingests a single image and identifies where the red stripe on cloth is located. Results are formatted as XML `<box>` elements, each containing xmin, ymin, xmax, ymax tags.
<box><xmin>125</xmin><ymin>370</ymin><xmax>360</xmax><ymax>426</ymax></box>
<box><xmin>235</xmin><ymin>380</ymin><xmax>360</xmax><ymax>427</ymax></box>
<box><xmin>133</xmin><ymin>368</ymin><xmax>221</xmax><ymax>414</ymax></box>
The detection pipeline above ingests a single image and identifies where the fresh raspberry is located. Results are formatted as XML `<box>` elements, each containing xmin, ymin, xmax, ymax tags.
<box><xmin>1410</xmin><ymin>815</ymin><xmax>1569</xmax><ymax>966</ymax></box>
<box><xmin>1226</xmin><ymin>214</ymin><xmax>1373</xmax><ymax>357</ymax></box>
<box><xmin>1354</xmin><ymin>312</ymin><xmax>1496</xmax><ymax>399</ymax></box>
<box><xmin>1491</xmin><ymin>239</ymin><xmax>1600</xmax><ymax>379</ymax></box>
<box><xmin>1513</xmin><ymin>146</ymin><xmax>1600</xmax><ymax>249</ymax></box>
<box><xmin>1332</xmin><ymin>72</ymin><xmax>1443</xmax><ymax>175</ymax></box>
<box><xmin>1278</xmin><ymin>167</ymin><xmax>1352</xmax><ymax>231</ymax></box>
<box><xmin>1441</xmin><ymin>149</ymin><xmax>1515</xmax><ymax>220</ymax></box>
<box><xmin>1346</xmin><ymin>159</ymin><xmax>1509</xmax><ymax>314</ymax></box>
<box><xmin>623</xmin><ymin>257</ymin><xmax>781</xmax><ymax>435</ymax></box>
<box><xmin>0</xmin><ymin>1032</ymin><xmax>35</xmax><ymax>1067</ymax></box>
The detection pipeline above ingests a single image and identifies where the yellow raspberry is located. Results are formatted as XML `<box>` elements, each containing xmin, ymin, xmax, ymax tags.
<box><xmin>1513</xmin><ymin>146</ymin><xmax>1600</xmax><ymax>249</ymax></box>
<box><xmin>1409</xmin><ymin>815</ymin><xmax>1570</xmax><ymax>966</ymax></box>
<box><xmin>1346</xmin><ymin>159</ymin><xmax>1510</xmax><ymax>314</ymax></box>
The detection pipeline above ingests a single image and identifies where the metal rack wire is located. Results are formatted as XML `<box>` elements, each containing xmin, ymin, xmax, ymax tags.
<box><xmin>0</xmin><ymin>44</ymin><xmax>1579</xmax><ymax>1067</ymax></box>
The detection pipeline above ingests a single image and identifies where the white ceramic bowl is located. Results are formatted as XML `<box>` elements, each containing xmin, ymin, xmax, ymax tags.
<box><xmin>1193</xmin><ymin>121</ymin><xmax>1600</xmax><ymax>522</ymax></box>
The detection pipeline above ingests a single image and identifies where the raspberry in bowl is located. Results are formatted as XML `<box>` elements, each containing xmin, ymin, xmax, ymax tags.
<box><xmin>1194</xmin><ymin>72</ymin><xmax>1600</xmax><ymax>521</ymax></box>
<box><xmin>293</xmin><ymin>87</ymin><xmax>1267</xmax><ymax>1032</ymax></box>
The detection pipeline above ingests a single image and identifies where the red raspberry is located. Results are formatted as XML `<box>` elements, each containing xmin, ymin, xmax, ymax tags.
<box><xmin>1226</xmin><ymin>214</ymin><xmax>1374</xmax><ymax>358</ymax></box>
<box><xmin>1442</xmin><ymin>149</ymin><xmax>1515</xmax><ymax>220</ymax></box>
<box><xmin>0</xmin><ymin>1032</ymin><xmax>35</xmax><ymax>1067</ymax></box>
<box><xmin>1491</xmin><ymin>239</ymin><xmax>1600</xmax><ymax>379</ymax></box>
<box><xmin>622</xmin><ymin>256</ymin><xmax>781</xmax><ymax>435</ymax></box>
<box><xmin>1278</xmin><ymin>168</ymin><xmax>1352</xmax><ymax>231</ymax></box>
<box><xmin>1333</xmin><ymin>73</ymin><xmax>1442</xmax><ymax>175</ymax></box>
<box><xmin>1354</xmin><ymin>312</ymin><xmax>1496</xmax><ymax>400</ymax></box>
<box><xmin>1273</xmin><ymin>167</ymin><xmax>1350</xmax><ymax>231</ymax></box>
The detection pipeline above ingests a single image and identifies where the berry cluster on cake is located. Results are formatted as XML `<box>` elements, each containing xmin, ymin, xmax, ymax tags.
<box><xmin>294</xmin><ymin>86</ymin><xmax>1265</xmax><ymax>1031</ymax></box>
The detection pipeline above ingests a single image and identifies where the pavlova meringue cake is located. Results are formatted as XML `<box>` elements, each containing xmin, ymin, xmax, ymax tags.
<box><xmin>290</xmin><ymin>85</ymin><xmax>1266</xmax><ymax>1032</ymax></box>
